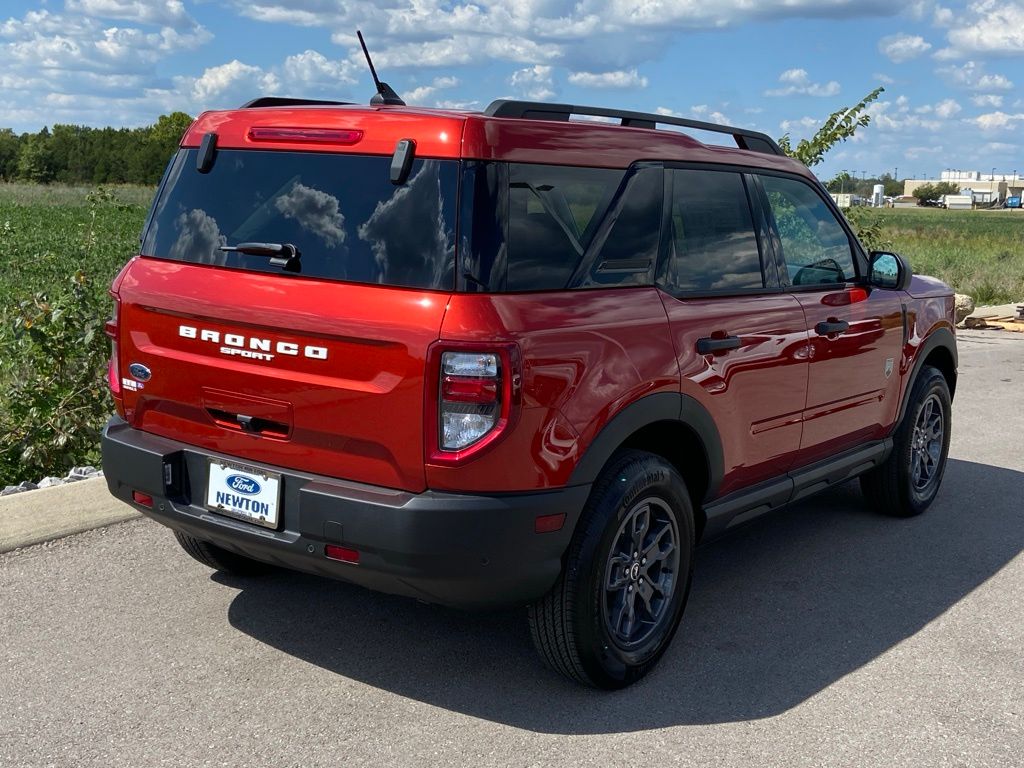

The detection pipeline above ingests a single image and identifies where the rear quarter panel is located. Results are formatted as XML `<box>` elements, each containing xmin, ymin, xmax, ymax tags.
<box><xmin>430</xmin><ymin>288</ymin><xmax>678</xmax><ymax>492</ymax></box>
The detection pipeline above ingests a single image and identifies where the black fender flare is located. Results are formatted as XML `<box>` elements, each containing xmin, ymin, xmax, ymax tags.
<box><xmin>567</xmin><ymin>392</ymin><xmax>724</xmax><ymax>502</ymax></box>
<box><xmin>896</xmin><ymin>326</ymin><xmax>958</xmax><ymax>425</ymax></box>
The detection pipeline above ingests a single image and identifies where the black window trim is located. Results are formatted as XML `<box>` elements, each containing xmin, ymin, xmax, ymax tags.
<box><xmin>751</xmin><ymin>169</ymin><xmax>869</xmax><ymax>293</ymax></box>
<box><xmin>655</xmin><ymin>161</ymin><xmax>783</xmax><ymax>300</ymax></box>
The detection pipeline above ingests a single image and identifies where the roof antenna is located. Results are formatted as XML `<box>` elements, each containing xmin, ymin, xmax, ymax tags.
<box><xmin>357</xmin><ymin>30</ymin><xmax>405</xmax><ymax>107</ymax></box>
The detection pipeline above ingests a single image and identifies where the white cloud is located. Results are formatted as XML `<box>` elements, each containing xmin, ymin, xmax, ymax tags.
<box><xmin>780</xmin><ymin>116</ymin><xmax>820</xmax><ymax>132</ymax></box>
<box><xmin>937</xmin><ymin>61</ymin><xmax>1014</xmax><ymax>91</ymax></box>
<box><xmin>868</xmin><ymin>99</ymin><xmax>942</xmax><ymax>132</ymax></box>
<box><xmin>941</xmin><ymin>1</ymin><xmax>1024</xmax><ymax>58</ymax></box>
<box><xmin>64</xmin><ymin>0</ymin><xmax>195</xmax><ymax>29</ymax></box>
<box><xmin>873</xmin><ymin>72</ymin><xmax>895</xmax><ymax>85</ymax></box>
<box><xmin>567</xmin><ymin>68</ymin><xmax>647</xmax><ymax>89</ymax></box>
<box><xmin>878</xmin><ymin>33</ymin><xmax>931</xmax><ymax>63</ymax></box>
<box><xmin>972</xmin><ymin>94</ymin><xmax>1003</xmax><ymax>107</ymax></box>
<box><xmin>933</xmin><ymin>98</ymin><xmax>961</xmax><ymax>119</ymax></box>
<box><xmin>765</xmin><ymin>68</ymin><xmax>840</xmax><ymax>97</ymax></box>
<box><xmin>223</xmin><ymin>0</ymin><xmax>903</xmax><ymax>80</ymax></box>
<box><xmin>281</xmin><ymin>50</ymin><xmax>357</xmax><ymax>91</ymax></box>
<box><xmin>971</xmin><ymin>111</ymin><xmax>1024</xmax><ymax>131</ymax></box>
<box><xmin>933</xmin><ymin>6</ymin><xmax>954</xmax><ymax>25</ymax></box>
<box><xmin>509</xmin><ymin>65</ymin><xmax>556</xmax><ymax>101</ymax></box>
<box><xmin>657</xmin><ymin>105</ymin><xmax>731</xmax><ymax>124</ymax></box>
<box><xmin>904</xmin><ymin>145</ymin><xmax>945</xmax><ymax>160</ymax></box>
<box><xmin>402</xmin><ymin>76</ymin><xmax>459</xmax><ymax>104</ymax></box>
<box><xmin>191</xmin><ymin>60</ymin><xmax>280</xmax><ymax>103</ymax></box>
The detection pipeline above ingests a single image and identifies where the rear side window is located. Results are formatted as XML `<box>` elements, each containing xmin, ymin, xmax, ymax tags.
<box><xmin>661</xmin><ymin>169</ymin><xmax>764</xmax><ymax>293</ymax></box>
<box><xmin>506</xmin><ymin>164</ymin><xmax>624</xmax><ymax>291</ymax></box>
<box><xmin>461</xmin><ymin>162</ymin><xmax>661</xmax><ymax>292</ymax></box>
<box><xmin>759</xmin><ymin>174</ymin><xmax>856</xmax><ymax>287</ymax></box>
<box><xmin>142</xmin><ymin>149</ymin><xmax>458</xmax><ymax>290</ymax></box>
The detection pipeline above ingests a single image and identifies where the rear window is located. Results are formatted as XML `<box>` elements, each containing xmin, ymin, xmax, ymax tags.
<box><xmin>142</xmin><ymin>149</ymin><xmax>459</xmax><ymax>290</ymax></box>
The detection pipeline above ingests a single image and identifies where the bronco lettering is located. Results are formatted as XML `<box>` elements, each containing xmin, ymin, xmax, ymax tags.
<box><xmin>178</xmin><ymin>325</ymin><xmax>328</xmax><ymax>361</ymax></box>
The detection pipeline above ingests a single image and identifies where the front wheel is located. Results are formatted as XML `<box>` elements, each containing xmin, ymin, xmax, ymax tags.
<box><xmin>861</xmin><ymin>365</ymin><xmax>952</xmax><ymax>517</ymax></box>
<box><xmin>528</xmin><ymin>450</ymin><xmax>695</xmax><ymax>689</ymax></box>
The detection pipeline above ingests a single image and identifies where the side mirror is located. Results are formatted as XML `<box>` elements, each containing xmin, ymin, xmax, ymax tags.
<box><xmin>868</xmin><ymin>251</ymin><xmax>912</xmax><ymax>291</ymax></box>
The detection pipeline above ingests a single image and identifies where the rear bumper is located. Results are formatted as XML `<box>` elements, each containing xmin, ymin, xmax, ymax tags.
<box><xmin>101</xmin><ymin>417</ymin><xmax>589</xmax><ymax>608</ymax></box>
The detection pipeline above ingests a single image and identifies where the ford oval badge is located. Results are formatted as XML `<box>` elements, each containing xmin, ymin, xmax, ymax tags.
<box><xmin>128</xmin><ymin>363</ymin><xmax>152</xmax><ymax>382</ymax></box>
<box><xmin>226</xmin><ymin>475</ymin><xmax>261</xmax><ymax>495</ymax></box>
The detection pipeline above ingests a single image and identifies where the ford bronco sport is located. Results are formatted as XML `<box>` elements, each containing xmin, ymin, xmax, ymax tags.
<box><xmin>102</xmin><ymin>96</ymin><xmax>957</xmax><ymax>689</ymax></box>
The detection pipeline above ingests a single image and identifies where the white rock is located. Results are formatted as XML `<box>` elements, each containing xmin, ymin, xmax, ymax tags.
<box><xmin>954</xmin><ymin>294</ymin><xmax>975</xmax><ymax>325</ymax></box>
<box><xmin>36</xmin><ymin>476</ymin><xmax>65</xmax><ymax>489</ymax></box>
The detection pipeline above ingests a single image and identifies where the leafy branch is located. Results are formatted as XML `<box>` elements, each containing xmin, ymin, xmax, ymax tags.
<box><xmin>777</xmin><ymin>87</ymin><xmax>885</xmax><ymax>167</ymax></box>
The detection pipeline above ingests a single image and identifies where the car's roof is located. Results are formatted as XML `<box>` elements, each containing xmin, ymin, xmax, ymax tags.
<box><xmin>182</xmin><ymin>103</ymin><xmax>810</xmax><ymax>176</ymax></box>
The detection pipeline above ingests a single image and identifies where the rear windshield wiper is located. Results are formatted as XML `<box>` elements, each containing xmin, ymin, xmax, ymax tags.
<box><xmin>219</xmin><ymin>242</ymin><xmax>301</xmax><ymax>272</ymax></box>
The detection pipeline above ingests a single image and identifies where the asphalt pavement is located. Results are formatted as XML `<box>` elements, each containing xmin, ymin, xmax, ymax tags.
<box><xmin>1</xmin><ymin>329</ymin><xmax>1022</xmax><ymax>767</ymax></box>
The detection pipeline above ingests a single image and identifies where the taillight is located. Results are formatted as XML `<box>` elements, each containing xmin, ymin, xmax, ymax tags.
<box><xmin>440</xmin><ymin>352</ymin><xmax>500</xmax><ymax>450</ymax></box>
<box><xmin>428</xmin><ymin>345</ymin><xmax>519</xmax><ymax>462</ymax></box>
<box><xmin>106</xmin><ymin>292</ymin><xmax>121</xmax><ymax>398</ymax></box>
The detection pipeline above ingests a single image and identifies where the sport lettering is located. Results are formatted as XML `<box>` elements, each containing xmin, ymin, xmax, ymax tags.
<box><xmin>177</xmin><ymin>325</ymin><xmax>328</xmax><ymax>361</ymax></box>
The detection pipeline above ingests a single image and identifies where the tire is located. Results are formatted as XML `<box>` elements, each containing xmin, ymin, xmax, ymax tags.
<box><xmin>861</xmin><ymin>365</ymin><xmax>951</xmax><ymax>517</ymax></box>
<box><xmin>528</xmin><ymin>450</ymin><xmax>696</xmax><ymax>689</ymax></box>
<box><xmin>173</xmin><ymin>530</ymin><xmax>272</xmax><ymax>576</ymax></box>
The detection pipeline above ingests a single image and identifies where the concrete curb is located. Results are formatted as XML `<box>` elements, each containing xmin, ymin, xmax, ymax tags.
<box><xmin>0</xmin><ymin>477</ymin><xmax>140</xmax><ymax>553</ymax></box>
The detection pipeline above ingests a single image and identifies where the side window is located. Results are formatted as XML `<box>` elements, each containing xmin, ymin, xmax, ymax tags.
<box><xmin>578</xmin><ymin>166</ymin><xmax>663</xmax><ymax>288</ymax></box>
<box><xmin>759</xmin><ymin>175</ymin><xmax>856</xmax><ymax>287</ymax></box>
<box><xmin>661</xmin><ymin>169</ymin><xmax>765</xmax><ymax>293</ymax></box>
<box><xmin>506</xmin><ymin>164</ymin><xmax>624</xmax><ymax>291</ymax></box>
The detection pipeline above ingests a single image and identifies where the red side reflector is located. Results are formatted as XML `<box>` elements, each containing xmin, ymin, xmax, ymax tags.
<box><xmin>822</xmin><ymin>287</ymin><xmax>869</xmax><ymax>306</ymax></box>
<box><xmin>108</xmin><ymin>358</ymin><xmax>121</xmax><ymax>396</ymax></box>
<box><xmin>248</xmin><ymin>127</ymin><xmax>364</xmax><ymax>145</ymax></box>
<box><xmin>442</xmin><ymin>376</ymin><xmax>499</xmax><ymax>404</ymax></box>
<box><xmin>325</xmin><ymin>544</ymin><xmax>360</xmax><ymax>564</ymax></box>
<box><xmin>131</xmin><ymin>491</ymin><xmax>153</xmax><ymax>508</ymax></box>
<box><xmin>535</xmin><ymin>513</ymin><xmax>566</xmax><ymax>534</ymax></box>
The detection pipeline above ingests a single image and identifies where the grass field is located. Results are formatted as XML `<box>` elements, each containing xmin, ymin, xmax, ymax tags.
<box><xmin>0</xmin><ymin>183</ymin><xmax>1021</xmax><ymax>485</ymax></box>
<box><xmin>857</xmin><ymin>206</ymin><xmax>1024</xmax><ymax>305</ymax></box>
<box><xmin>0</xmin><ymin>183</ymin><xmax>152</xmax><ymax>299</ymax></box>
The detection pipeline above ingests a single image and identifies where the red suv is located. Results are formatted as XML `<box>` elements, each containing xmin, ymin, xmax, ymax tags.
<box><xmin>102</xmin><ymin>97</ymin><xmax>957</xmax><ymax>688</ymax></box>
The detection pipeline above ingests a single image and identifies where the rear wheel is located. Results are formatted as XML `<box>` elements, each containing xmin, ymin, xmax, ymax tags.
<box><xmin>528</xmin><ymin>450</ymin><xmax>695</xmax><ymax>689</ymax></box>
<box><xmin>861</xmin><ymin>365</ymin><xmax>951</xmax><ymax>517</ymax></box>
<box><xmin>173</xmin><ymin>531</ymin><xmax>271</xmax><ymax>576</ymax></box>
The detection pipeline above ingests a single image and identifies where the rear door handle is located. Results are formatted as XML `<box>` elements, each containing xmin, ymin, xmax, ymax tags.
<box><xmin>815</xmin><ymin>320</ymin><xmax>850</xmax><ymax>336</ymax></box>
<box><xmin>696</xmin><ymin>335</ymin><xmax>742</xmax><ymax>354</ymax></box>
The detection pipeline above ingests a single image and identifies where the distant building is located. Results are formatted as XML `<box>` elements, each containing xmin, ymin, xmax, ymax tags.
<box><xmin>904</xmin><ymin>171</ymin><xmax>1024</xmax><ymax>205</ymax></box>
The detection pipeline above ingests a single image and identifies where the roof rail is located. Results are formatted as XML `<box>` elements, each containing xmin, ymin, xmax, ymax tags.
<box><xmin>239</xmin><ymin>97</ymin><xmax>355</xmax><ymax>109</ymax></box>
<box><xmin>483</xmin><ymin>100</ymin><xmax>785</xmax><ymax>157</ymax></box>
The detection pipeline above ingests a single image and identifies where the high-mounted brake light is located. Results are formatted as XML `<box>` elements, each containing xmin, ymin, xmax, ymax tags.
<box><xmin>247</xmin><ymin>127</ymin><xmax>364</xmax><ymax>145</ymax></box>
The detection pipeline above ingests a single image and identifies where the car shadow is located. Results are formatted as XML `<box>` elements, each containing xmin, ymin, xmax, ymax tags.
<box><xmin>222</xmin><ymin>458</ymin><xmax>1023</xmax><ymax>733</ymax></box>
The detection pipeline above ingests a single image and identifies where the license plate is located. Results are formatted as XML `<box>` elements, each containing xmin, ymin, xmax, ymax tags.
<box><xmin>206</xmin><ymin>460</ymin><xmax>281</xmax><ymax>529</ymax></box>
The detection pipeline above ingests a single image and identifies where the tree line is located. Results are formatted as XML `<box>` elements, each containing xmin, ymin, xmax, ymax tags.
<box><xmin>0</xmin><ymin>112</ymin><xmax>193</xmax><ymax>186</ymax></box>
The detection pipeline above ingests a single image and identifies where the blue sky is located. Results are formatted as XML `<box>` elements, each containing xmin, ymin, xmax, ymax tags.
<box><xmin>1</xmin><ymin>1</ymin><xmax>1022</xmax><ymax>182</ymax></box>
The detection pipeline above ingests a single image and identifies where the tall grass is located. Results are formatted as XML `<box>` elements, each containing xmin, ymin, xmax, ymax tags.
<box><xmin>857</xmin><ymin>207</ymin><xmax>1024</xmax><ymax>304</ymax></box>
